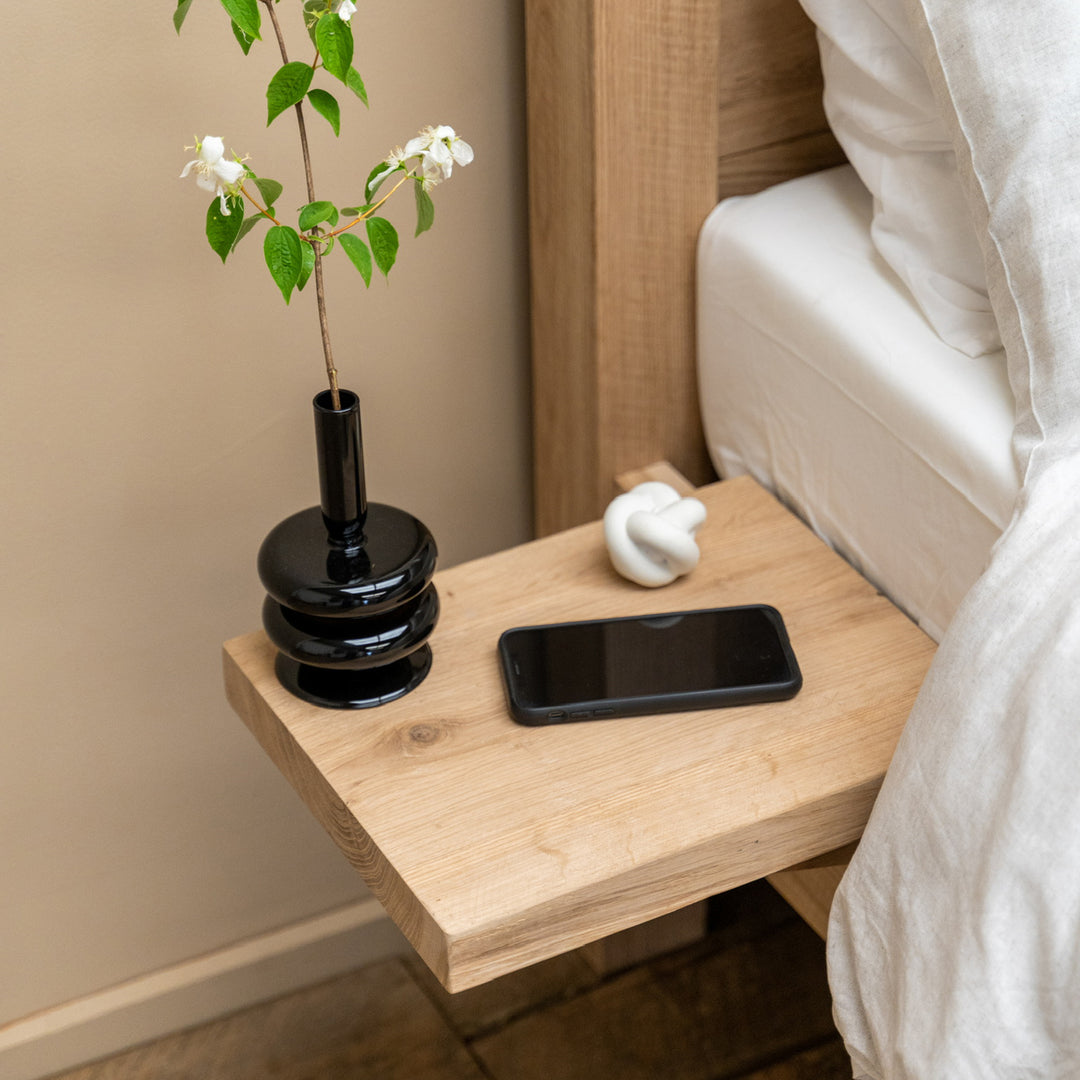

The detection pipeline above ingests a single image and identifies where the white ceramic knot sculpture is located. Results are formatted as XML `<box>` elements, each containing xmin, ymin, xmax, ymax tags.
<box><xmin>603</xmin><ymin>481</ymin><xmax>708</xmax><ymax>587</ymax></box>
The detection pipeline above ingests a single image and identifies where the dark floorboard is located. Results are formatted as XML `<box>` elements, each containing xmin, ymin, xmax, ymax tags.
<box><xmin>50</xmin><ymin>881</ymin><xmax>850</xmax><ymax>1080</ymax></box>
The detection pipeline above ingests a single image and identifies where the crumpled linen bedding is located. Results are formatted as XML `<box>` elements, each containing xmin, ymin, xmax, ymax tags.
<box><xmin>826</xmin><ymin>1</ymin><xmax>1080</xmax><ymax>1076</ymax></box>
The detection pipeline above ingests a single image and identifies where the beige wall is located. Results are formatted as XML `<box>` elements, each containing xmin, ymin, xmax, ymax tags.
<box><xmin>0</xmin><ymin>1</ymin><xmax>530</xmax><ymax>1071</ymax></box>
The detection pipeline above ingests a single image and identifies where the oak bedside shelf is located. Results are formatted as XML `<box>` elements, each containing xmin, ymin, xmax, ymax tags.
<box><xmin>223</xmin><ymin>473</ymin><xmax>934</xmax><ymax>992</ymax></box>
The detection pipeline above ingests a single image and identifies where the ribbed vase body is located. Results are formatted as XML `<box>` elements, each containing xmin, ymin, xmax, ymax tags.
<box><xmin>258</xmin><ymin>390</ymin><xmax>438</xmax><ymax>708</ymax></box>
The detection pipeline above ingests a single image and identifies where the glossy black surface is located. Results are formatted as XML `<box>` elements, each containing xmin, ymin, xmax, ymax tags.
<box><xmin>275</xmin><ymin>646</ymin><xmax>432</xmax><ymax>709</ymax></box>
<box><xmin>258</xmin><ymin>504</ymin><xmax>438</xmax><ymax>616</ymax></box>
<box><xmin>262</xmin><ymin>584</ymin><xmax>439</xmax><ymax>670</ymax></box>
<box><xmin>258</xmin><ymin>389</ymin><xmax>438</xmax><ymax>709</ymax></box>
<box><xmin>314</xmin><ymin>389</ymin><xmax>367</xmax><ymax>541</ymax></box>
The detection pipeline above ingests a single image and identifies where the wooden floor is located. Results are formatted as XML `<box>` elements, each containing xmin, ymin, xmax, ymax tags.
<box><xmin>50</xmin><ymin>882</ymin><xmax>850</xmax><ymax>1080</ymax></box>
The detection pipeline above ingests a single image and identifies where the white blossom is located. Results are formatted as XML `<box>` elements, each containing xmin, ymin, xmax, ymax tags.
<box><xmin>180</xmin><ymin>135</ymin><xmax>246</xmax><ymax>215</ymax></box>
<box><xmin>367</xmin><ymin>146</ymin><xmax>407</xmax><ymax>196</ymax></box>
<box><xmin>403</xmin><ymin>125</ymin><xmax>474</xmax><ymax>186</ymax></box>
<box><xmin>331</xmin><ymin>0</ymin><xmax>356</xmax><ymax>21</ymax></box>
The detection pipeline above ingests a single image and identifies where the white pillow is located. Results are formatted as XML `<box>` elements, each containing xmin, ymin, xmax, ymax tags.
<box><xmin>799</xmin><ymin>0</ymin><xmax>1000</xmax><ymax>357</ymax></box>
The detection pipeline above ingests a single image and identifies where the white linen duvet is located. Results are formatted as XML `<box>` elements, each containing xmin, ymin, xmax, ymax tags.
<box><xmin>824</xmin><ymin>1</ymin><xmax>1080</xmax><ymax>1075</ymax></box>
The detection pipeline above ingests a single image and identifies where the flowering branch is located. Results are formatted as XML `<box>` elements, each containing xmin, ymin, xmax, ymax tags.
<box><xmin>174</xmin><ymin>0</ymin><xmax>473</xmax><ymax>408</ymax></box>
<box><xmin>261</xmin><ymin>0</ymin><xmax>339</xmax><ymax>404</ymax></box>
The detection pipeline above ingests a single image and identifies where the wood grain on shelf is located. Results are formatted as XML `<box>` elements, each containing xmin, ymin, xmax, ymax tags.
<box><xmin>225</xmin><ymin>477</ymin><xmax>933</xmax><ymax>991</ymax></box>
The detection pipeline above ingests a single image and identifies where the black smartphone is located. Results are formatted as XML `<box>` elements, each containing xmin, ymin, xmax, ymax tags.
<box><xmin>497</xmin><ymin>604</ymin><xmax>801</xmax><ymax>726</ymax></box>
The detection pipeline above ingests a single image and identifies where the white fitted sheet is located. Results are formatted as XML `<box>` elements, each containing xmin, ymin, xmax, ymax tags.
<box><xmin>696</xmin><ymin>165</ymin><xmax>1019</xmax><ymax>641</ymax></box>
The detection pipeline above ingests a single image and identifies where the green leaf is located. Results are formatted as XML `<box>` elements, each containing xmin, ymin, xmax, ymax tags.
<box><xmin>365</xmin><ymin>162</ymin><xmax>401</xmax><ymax>202</ymax></box>
<box><xmin>205</xmin><ymin>195</ymin><xmax>245</xmax><ymax>263</ymax></box>
<box><xmin>266</xmin><ymin>62</ymin><xmax>314</xmax><ymax>126</ymax></box>
<box><xmin>302</xmin><ymin>0</ymin><xmax>324</xmax><ymax>45</ymax></box>
<box><xmin>365</xmin><ymin>217</ymin><xmax>399</xmax><ymax>277</ymax></box>
<box><xmin>316</xmin><ymin>13</ymin><xmax>354</xmax><ymax>81</ymax></box>
<box><xmin>339</xmin><ymin>233</ymin><xmax>372</xmax><ymax>287</ymax></box>
<box><xmin>346</xmin><ymin>67</ymin><xmax>368</xmax><ymax>106</ymax></box>
<box><xmin>306</xmin><ymin>88</ymin><xmax>341</xmax><ymax>136</ymax></box>
<box><xmin>231</xmin><ymin>213</ymin><xmax>265</xmax><ymax>251</ymax></box>
<box><xmin>252</xmin><ymin>176</ymin><xmax>283</xmax><ymax>208</ymax></box>
<box><xmin>341</xmin><ymin>204</ymin><xmax>373</xmax><ymax>217</ymax></box>
<box><xmin>297</xmin><ymin>241</ymin><xmax>317</xmax><ymax>292</ymax></box>
<box><xmin>264</xmin><ymin>225</ymin><xmax>304</xmax><ymax>302</ymax></box>
<box><xmin>298</xmin><ymin>200</ymin><xmax>339</xmax><ymax>232</ymax></box>
<box><xmin>173</xmin><ymin>0</ymin><xmax>195</xmax><ymax>33</ymax></box>
<box><xmin>219</xmin><ymin>0</ymin><xmax>260</xmax><ymax>40</ymax></box>
<box><xmin>231</xmin><ymin>19</ymin><xmax>255</xmax><ymax>54</ymax></box>
<box><xmin>414</xmin><ymin>183</ymin><xmax>435</xmax><ymax>236</ymax></box>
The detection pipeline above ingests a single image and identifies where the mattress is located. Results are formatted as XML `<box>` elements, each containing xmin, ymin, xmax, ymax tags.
<box><xmin>696</xmin><ymin>165</ymin><xmax>1019</xmax><ymax>642</ymax></box>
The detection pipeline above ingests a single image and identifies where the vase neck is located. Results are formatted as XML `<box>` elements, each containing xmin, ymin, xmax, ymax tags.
<box><xmin>313</xmin><ymin>389</ymin><xmax>367</xmax><ymax>543</ymax></box>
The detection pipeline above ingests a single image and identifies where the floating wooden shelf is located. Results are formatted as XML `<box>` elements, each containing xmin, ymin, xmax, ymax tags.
<box><xmin>224</xmin><ymin>476</ymin><xmax>934</xmax><ymax>992</ymax></box>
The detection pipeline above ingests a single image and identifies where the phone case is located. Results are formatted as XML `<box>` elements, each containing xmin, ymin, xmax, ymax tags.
<box><xmin>497</xmin><ymin>604</ymin><xmax>802</xmax><ymax>726</ymax></box>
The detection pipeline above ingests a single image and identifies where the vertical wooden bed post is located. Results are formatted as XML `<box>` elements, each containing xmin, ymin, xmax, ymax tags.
<box><xmin>525</xmin><ymin>0</ymin><xmax>723</xmax><ymax>536</ymax></box>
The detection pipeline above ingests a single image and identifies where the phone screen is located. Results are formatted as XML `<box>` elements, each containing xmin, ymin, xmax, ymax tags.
<box><xmin>498</xmin><ymin>605</ymin><xmax>801</xmax><ymax>724</ymax></box>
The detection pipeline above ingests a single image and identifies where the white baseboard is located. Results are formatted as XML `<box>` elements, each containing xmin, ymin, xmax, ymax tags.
<box><xmin>0</xmin><ymin>898</ymin><xmax>410</xmax><ymax>1080</ymax></box>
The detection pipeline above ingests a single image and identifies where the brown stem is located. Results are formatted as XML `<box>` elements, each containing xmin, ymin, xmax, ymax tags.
<box><xmin>328</xmin><ymin>173</ymin><xmax>412</xmax><ymax>238</ymax></box>
<box><xmin>311</xmin><ymin>244</ymin><xmax>339</xmax><ymax>402</ymax></box>
<box><xmin>262</xmin><ymin>0</ymin><xmax>341</xmax><ymax>409</ymax></box>
<box><xmin>238</xmin><ymin>182</ymin><xmax>280</xmax><ymax>225</ymax></box>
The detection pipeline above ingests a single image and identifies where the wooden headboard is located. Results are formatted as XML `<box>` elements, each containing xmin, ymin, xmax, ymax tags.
<box><xmin>525</xmin><ymin>0</ymin><xmax>845</xmax><ymax>535</ymax></box>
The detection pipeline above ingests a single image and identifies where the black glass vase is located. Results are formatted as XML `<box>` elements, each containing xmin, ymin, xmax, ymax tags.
<box><xmin>257</xmin><ymin>389</ymin><xmax>439</xmax><ymax>708</ymax></box>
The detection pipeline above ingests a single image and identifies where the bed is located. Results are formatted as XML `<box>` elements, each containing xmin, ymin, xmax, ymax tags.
<box><xmin>526</xmin><ymin>0</ymin><xmax>1080</xmax><ymax>1074</ymax></box>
